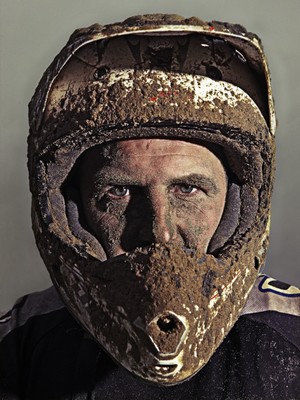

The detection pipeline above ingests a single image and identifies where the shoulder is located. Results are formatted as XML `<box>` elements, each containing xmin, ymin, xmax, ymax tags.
<box><xmin>0</xmin><ymin>286</ymin><xmax>66</xmax><ymax>343</ymax></box>
<box><xmin>216</xmin><ymin>277</ymin><xmax>300</xmax><ymax>399</ymax></box>
<box><xmin>0</xmin><ymin>286</ymin><xmax>78</xmax><ymax>365</ymax></box>
<box><xmin>0</xmin><ymin>287</ymin><xmax>84</xmax><ymax>396</ymax></box>
<box><xmin>240</xmin><ymin>274</ymin><xmax>300</xmax><ymax>350</ymax></box>
<box><xmin>242</xmin><ymin>274</ymin><xmax>300</xmax><ymax>316</ymax></box>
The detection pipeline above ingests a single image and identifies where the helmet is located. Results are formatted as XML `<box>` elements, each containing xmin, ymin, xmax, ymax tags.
<box><xmin>28</xmin><ymin>14</ymin><xmax>276</xmax><ymax>385</ymax></box>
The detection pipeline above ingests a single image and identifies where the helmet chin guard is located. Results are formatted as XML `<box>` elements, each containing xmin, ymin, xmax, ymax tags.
<box><xmin>56</xmin><ymin>243</ymin><xmax>261</xmax><ymax>384</ymax></box>
<box><xmin>28</xmin><ymin>14</ymin><xmax>275</xmax><ymax>385</ymax></box>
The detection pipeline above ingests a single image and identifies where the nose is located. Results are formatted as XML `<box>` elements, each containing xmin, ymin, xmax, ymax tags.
<box><xmin>139</xmin><ymin>190</ymin><xmax>176</xmax><ymax>245</ymax></box>
<box><xmin>152</xmin><ymin>200</ymin><xmax>174</xmax><ymax>243</ymax></box>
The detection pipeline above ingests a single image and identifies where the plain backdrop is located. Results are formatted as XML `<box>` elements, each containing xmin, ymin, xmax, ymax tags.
<box><xmin>0</xmin><ymin>0</ymin><xmax>299</xmax><ymax>311</ymax></box>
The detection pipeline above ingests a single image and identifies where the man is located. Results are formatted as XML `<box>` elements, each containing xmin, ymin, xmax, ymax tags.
<box><xmin>0</xmin><ymin>14</ymin><xmax>299</xmax><ymax>399</ymax></box>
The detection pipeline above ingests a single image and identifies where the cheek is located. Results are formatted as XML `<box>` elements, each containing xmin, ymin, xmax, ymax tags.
<box><xmin>84</xmin><ymin>198</ymin><xmax>127</xmax><ymax>248</ymax></box>
<box><xmin>174</xmin><ymin>197</ymin><xmax>225</xmax><ymax>249</ymax></box>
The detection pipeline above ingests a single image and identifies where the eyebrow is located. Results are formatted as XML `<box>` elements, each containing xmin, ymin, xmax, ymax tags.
<box><xmin>94</xmin><ymin>170</ymin><xmax>143</xmax><ymax>186</ymax></box>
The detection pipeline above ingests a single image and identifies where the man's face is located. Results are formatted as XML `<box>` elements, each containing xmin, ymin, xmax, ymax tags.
<box><xmin>79</xmin><ymin>139</ymin><xmax>227</xmax><ymax>258</ymax></box>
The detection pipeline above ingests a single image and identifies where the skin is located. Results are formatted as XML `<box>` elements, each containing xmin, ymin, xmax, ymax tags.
<box><xmin>79</xmin><ymin>139</ymin><xmax>227</xmax><ymax>258</ymax></box>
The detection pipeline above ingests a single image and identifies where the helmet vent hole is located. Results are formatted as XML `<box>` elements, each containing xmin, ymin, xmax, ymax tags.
<box><xmin>206</xmin><ymin>65</ymin><xmax>222</xmax><ymax>80</ymax></box>
<box><xmin>157</xmin><ymin>315</ymin><xmax>177</xmax><ymax>333</ymax></box>
<box><xmin>254</xmin><ymin>256</ymin><xmax>260</xmax><ymax>270</ymax></box>
<box><xmin>94</xmin><ymin>66</ymin><xmax>110</xmax><ymax>80</ymax></box>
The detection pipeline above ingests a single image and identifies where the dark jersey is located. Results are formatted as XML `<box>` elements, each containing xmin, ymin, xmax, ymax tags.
<box><xmin>0</xmin><ymin>275</ymin><xmax>299</xmax><ymax>400</ymax></box>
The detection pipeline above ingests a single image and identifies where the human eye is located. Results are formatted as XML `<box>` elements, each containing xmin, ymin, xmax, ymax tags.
<box><xmin>106</xmin><ymin>185</ymin><xmax>130</xmax><ymax>199</ymax></box>
<box><xmin>171</xmin><ymin>184</ymin><xmax>200</xmax><ymax>195</ymax></box>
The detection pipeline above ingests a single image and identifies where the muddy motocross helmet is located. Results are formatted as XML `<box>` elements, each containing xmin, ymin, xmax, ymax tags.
<box><xmin>28</xmin><ymin>14</ymin><xmax>276</xmax><ymax>385</ymax></box>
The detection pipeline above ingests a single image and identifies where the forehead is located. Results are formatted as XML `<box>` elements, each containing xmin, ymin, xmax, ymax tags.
<box><xmin>79</xmin><ymin>138</ymin><xmax>226</xmax><ymax>182</ymax></box>
<box><xmin>114</xmin><ymin>139</ymin><xmax>216</xmax><ymax>157</ymax></box>
<box><xmin>87</xmin><ymin>138</ymin><xmax>224</xmax><ymax>161</ymax></box>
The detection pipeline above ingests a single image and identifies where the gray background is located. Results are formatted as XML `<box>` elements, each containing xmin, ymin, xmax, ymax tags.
<box><xmin>1</xmin><ymin>0</ymin><xmax>299</xmax><ymax>311</ymax></box>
